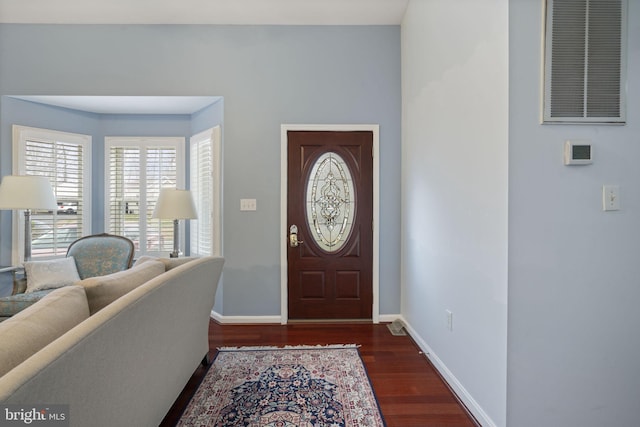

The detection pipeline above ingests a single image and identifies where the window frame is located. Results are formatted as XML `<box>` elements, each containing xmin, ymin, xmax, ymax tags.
<box><xmin>12</xmin><ymin>125</ymin><xmax>92</xmax><ymax>264</ymax></box>
<box><xmin>189</xmin><ymin>126</ymin><xmax>222</xmax><ymax>257</ymax></box>
<box><xmin>104</xmin><ymin>136</ymin><xmax>185</xmax><ymax>257</ymax></box>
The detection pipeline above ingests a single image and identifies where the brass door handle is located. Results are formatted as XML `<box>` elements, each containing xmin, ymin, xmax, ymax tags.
<box><xmin>289</xmin><ymin>225</ymin><xmax>304</xmax><ymax>247</ymax></box>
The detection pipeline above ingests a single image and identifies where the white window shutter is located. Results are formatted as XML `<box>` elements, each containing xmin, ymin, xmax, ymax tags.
<box><xmin>12</xmin><ymin>125</ymin><xmax>92</xmax><ymax>262</ymax></box>
<box><xmin>190</xmin><ymin>126</ymin><xmax>222</xmax><ymax>257</ymax></box>
<box><xmin>105</xmin><ymin>137</ymin><xmax>184</xmax><ymax>256</ymax></box>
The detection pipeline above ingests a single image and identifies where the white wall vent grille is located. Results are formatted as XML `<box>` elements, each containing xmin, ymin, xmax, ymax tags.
<box><xmin>543</xmin><ymin>0</ymin><xmax>627</xmax><ymax>124</ymax></box>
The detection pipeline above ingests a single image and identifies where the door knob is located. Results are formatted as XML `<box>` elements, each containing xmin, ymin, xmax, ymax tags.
<box><xmin>289</xmin><ymin>224</ymin><xmax>304</xmax><ymax>247</ymax></box>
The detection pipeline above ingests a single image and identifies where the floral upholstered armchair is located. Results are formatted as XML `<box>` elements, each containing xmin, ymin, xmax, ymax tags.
<box><xmin>65</xmin><ymin>233</ymin><xmax>134</xmax><ymax>279</ymax></box>
<box><xmin>0</xmin><ymin>233</ymin><xmax>134</xmax><ymax>321</ymax></box>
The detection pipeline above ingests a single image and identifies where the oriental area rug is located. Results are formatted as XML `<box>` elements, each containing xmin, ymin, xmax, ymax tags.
<box><xmin>178</xmin><ymin>345</ymin><xmax>386</xmax><ymax>427</ymax></box>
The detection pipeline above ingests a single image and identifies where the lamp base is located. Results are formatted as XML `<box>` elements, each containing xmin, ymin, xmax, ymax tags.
<box><xmin>24</xmin><ymin>209</ymin><xmax>32</xmax><ymax>262</ymax></box>
<box><xmin>170</xmin><ymin>219</ymin><xmax>180</xmax><ymax>258</ymax></box>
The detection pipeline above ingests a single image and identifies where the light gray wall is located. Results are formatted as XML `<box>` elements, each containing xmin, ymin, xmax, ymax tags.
<box><xmin>0</xmin><ymin>24</ymin><xmax>401</xmax><ymax>317</ymax></box>
<box><xmin>402</xmin><ymin>0</ymin><xmax>640</xmax><ymax>425</ymax></box>
<box><xmin>401</xmin><ymin>1</ymin><xmax>508</xmax><ymax>426</ymax></box>
<box><xmin>508</xmin><ymin>1</ymin><xmax>640</xmax><ymax>426</ymax></box>
<box><xmin>191</xmin><ymin>98</ymin><xmax>223</xmax><ymax>136</ymax></box>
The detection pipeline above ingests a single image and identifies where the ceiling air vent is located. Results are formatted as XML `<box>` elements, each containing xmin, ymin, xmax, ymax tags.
<box><xmin>543</xmin><ymin>0</ymin><xmax>627</xmax><ymax>124</ymax></box>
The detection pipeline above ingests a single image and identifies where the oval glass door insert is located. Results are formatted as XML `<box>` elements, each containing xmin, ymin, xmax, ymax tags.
<box><xmin>305</xmin><ymin>151</ymin><xmax>355</xmax><ymax>252</ymax></box>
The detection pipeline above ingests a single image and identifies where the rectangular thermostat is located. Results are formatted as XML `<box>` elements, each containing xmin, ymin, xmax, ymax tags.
<box><xmin>564</xmin><ymin>140</ymin><xmax>592</xmax><ymax>165</ymax></box>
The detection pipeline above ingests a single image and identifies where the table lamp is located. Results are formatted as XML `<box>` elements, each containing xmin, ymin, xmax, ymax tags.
<box><xmin>0</xmin><ymin>175</ymin><xmax>57</xmax><ymax>262</ymax></box>
<box><xmin>151</xmin><ymin>188</ymin><xmax>197</xmax><ymax>258</ymax></box>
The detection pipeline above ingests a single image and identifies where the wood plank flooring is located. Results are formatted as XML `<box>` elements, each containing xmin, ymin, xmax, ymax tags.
<box><xmin>161</xmin><ymin>320</ymin><xmax>479</xmax><ymax>426</ymax></box>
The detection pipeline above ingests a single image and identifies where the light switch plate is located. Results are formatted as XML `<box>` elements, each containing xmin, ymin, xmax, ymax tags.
<box><xmin>602</xmin><ymin>185</ymin><xmax>620</xmax><ymax>211</ymax></box>
<box><xmin>240</xmin><ymin>198</ymin><xmax>257</xmax><ymax>211</ymax></box>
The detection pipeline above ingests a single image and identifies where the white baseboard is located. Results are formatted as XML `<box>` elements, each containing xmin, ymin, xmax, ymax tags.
<box><xmin>378</xmin><ymin>313</ymin><xmax>402</xmax><ymax>323</ymax></box>
<box><xmin>399</xmin><ymin>316</ymin><xmax>496</xmax><ymax>427</ymax></box>
<box><xmin>211</xmin><ymin>311</ymin><xmax>402</xmax><ymax>325</ymax></box>
<box><xmin>210</xmin><ymin>311</ymin><xmax>281</xmax><ymax>324</ymax></box>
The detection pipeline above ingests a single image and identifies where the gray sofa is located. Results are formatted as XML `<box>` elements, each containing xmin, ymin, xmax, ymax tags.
<box><xmin>0</xmin><ymin>256</ymin><xmax>224</xmax><ymax>427</ymax></box>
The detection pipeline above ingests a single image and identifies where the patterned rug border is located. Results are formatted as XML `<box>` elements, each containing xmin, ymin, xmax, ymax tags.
<box><xmin>179</xmin><ymin>344</ymin><xmax>386</xmax><ymax>426</ymax></box>
<box><xmin>216</xmin><ymin>344</ymin><xmax>360</xmax><ymax>352</ymax></box>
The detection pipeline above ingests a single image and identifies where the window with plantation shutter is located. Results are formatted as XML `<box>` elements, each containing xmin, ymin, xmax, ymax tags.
<box><xmin>105</xmin><ymin>137</ymin><xmax>185</xmax><ymax>256</ymax></box>
<box><xmin>543</xmin><ymin>0</ymin><xmax>628</xmax><ymax>124</ymax></box>
<box><xmin>190</xmin><ymin>126</ymin><xmax>222</xmax><ymax>257</ymax></box>
<box><xmin>12</xmin><ymin>125</ymin><xmax>92</xmax><ymax>263</ymax></box>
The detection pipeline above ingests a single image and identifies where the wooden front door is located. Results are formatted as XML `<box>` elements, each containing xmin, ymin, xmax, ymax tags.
<box><xmin>287</xmin><ymin>131</ymin><xmax>373</xmax><ymax>320</ymax></box>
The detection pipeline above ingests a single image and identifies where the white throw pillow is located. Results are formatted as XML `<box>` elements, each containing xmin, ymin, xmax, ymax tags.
<box><xmin>24</xmin><ymin>257</ymin><xmax>81</xmax><ymax>293</ymax></box>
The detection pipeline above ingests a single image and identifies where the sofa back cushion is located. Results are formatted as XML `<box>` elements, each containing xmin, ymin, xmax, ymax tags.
<box><xmin>0</xmin><ymin>285</ymin><xmax>90</xmax><ymax>377</ymax></box>
<box><xmin>76</xmin><ymin>260</ymin><xmax>165</xmax><ymax>314</ymax></box>
<box><xmin>134</xmin><ymin>255</ymin><xmax>200</xmax><ymax>271</ymax></box>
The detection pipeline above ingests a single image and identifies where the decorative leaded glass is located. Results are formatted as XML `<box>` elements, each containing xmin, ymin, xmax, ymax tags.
<box><xmin>305</xmin><ymin>152</ymin><xmax>355</xmax><ymax>252</ymax></box>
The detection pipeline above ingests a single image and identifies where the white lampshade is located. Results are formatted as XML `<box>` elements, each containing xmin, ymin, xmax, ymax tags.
<box><xmin>152</xmin><ymin>188</ymin><xmax>197</xmax><ymax>220</ymax></box>
<box><xmin>0</xmin><ymin>175</ymin><xmax>57</xmax><ymax>210</ymax></box>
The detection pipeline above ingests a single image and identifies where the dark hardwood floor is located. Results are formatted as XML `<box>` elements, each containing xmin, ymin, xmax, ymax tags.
<box><xmin>161</xmin><ymin>320</ymin><xmax>479</xmax><ymax>427</ymax></box>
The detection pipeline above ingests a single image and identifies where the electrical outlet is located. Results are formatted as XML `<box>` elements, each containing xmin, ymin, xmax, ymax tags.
<box><xmin>240</xmin><ymin>198</ymin><xmax>257</xmax><ymax>211</ymax></box>
<box><xmin>446</xmin><ymin>310</ymin><xmax>453</xmax><ymax>332</ymax></box>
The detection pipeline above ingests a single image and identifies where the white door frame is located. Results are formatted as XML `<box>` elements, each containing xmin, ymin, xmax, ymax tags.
<box><xmin>280</xmin><ymin>124</ymin><xmax>380</xmax><ymax>324</ymax></box>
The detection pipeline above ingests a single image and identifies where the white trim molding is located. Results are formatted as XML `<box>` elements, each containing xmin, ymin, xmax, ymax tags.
<box><xmin>378</xmin><ymin>314</ymin><xmax>402</xmax><ymax>323</ymax></box>
<box><xmin>210</xmin><ymin>312</ymin><xmax>398</xmax><ymax>326</ymax></box>
<box><xmin>211</xmin><ymin>311</ymin><xmax>282</xmax><ymax>325</ymax></box>
<box><xmin>400</xmin><ymin>317</ymin><xmax>497</xmax><ymax>427</ymax></box>
<box><xmin>280</xmin><ymin>124</ymin><xmax>380</xmax><ymax>325</ymax></box>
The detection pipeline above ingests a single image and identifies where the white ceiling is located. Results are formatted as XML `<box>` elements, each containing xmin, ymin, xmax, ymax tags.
<box><xmin>0</xmin><ymin>0</ymin><xmax>409</xmax><ymax>25</ymax></box>
<box><xmin>11</xmin><ymin>96</ymin><xmax>222</xmax><ymax>115</ymax></box>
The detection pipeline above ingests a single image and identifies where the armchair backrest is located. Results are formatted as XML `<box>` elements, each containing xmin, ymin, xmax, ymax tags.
<box><xmin>66</xmin><ymin>233</ymin><xmax>135</xmax><ymax>279</ymax></box>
